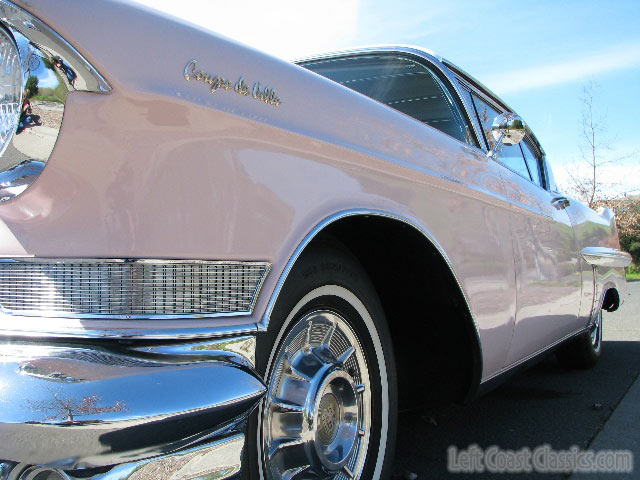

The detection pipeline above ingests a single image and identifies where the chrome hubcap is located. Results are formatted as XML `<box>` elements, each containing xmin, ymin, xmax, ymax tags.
<box><xmin>262</xmin><ymin>310</ymin><xmax>371</xmax><ymax>479</ymax></box>
<box><xmin>590</xmin><ymin>310</ymin><xmax>602</xmax><ymax>352</ymax></box>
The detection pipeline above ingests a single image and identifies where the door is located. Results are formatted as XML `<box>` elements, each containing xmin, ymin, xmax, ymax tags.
<box><xmin>470</xmin><ymin>93</ymin><xmax>582</xmax><ymax>364</ymax></box>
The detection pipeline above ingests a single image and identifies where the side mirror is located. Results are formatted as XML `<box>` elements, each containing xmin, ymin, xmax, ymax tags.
<box><xmin>487</xmin><ymin>112</ymin><xmax>527</xmax><ymax>159</ymax></box>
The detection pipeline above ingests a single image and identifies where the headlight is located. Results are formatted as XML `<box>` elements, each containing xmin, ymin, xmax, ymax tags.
<box><xmin>0</xmin><ymin>27</ymin><xmax>21</xmax><ymax>158</ymax></box>
<box><xmin>0</xmin><ymin>0</ymin><xmax>111</xmax><ymax>202</ymax></box>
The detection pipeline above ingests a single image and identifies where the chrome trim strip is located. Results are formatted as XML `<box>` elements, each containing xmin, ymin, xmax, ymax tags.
<box><xmin>441</xmin><ymin>59</ymin><xmax>516</xmax><ymax>116</ymax></box>
<box><xmin>580</xmin><ymin>247</ymin><xmax>632</xmax><ymax>268</ymax></box>
<box><xmin>258</xmin><ymin>208</ymin><xmax>483</xmax><ymax>378</ymax></box>
<box><xmin>129</xmin><ymin>335</ymin><xmax>257</xmax><ymax>368</ymax></box>
<box><xmin>0</xmin><ymin>0</ymin><xmax>111</xmax><ymax>93</ymax></box>
<box><xmin>0</xmin><ymin>343</ymin><xmax>265</xmax><ymax>467</ymax></box>
<box><xmin>0</xmin><ymin>320</ymin><xmax>259</xmax><ymax>340</ymax></box>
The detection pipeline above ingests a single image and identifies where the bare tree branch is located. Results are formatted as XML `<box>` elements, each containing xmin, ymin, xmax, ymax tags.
<box><xmin>564</xmin><ymin>81</ymin><xmax>640</xmax><ymax>207</ymax></box>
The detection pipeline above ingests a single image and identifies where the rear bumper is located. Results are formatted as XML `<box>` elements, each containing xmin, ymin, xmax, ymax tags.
<box><xmin>0</xmin><ymin>338</ymin><xmax>266</xmax><ymax>478</ymax></box>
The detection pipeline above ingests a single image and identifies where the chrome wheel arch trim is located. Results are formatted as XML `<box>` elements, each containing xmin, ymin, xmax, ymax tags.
<box><xmin>258</xmin><ymin>285</ymin><xmax>389</xmax><ymax>480</ymax></box>
<box><xmin>258</xmin><ymin>208</ymin><xmax>483</xmax><ymax>380</ymax></box>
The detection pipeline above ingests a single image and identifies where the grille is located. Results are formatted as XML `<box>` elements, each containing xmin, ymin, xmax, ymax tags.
<box><xmin>0</xmin><ymin>259</ymin><xmax>270</xmax><ymax>318</ymax></box>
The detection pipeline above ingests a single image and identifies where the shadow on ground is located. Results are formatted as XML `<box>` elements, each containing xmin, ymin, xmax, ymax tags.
<box><xmin>394</xmin><ymin>340</ymin><xmax>640</xmax><ymax>479</ymax></box>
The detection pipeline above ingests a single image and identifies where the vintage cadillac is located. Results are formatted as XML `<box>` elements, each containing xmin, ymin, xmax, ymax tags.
<box><xmin>0</xmin><ymin>1</ymin><xmax>632</xmax><ymax>479</ymax></box>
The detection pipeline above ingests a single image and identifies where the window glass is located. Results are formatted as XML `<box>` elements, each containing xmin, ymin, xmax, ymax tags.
<box><xmin>520</xmin><ymin>140</ymin><xmax>544</xmax><ymax>188</ymax></box>
<box><xmin>303</xmin><ymin>55</ymin><xmax>476</xmax><ymax>146</ymax></box>
<box><xmin>471</xmin><ymin>93</ymin><xmax>531</xmax><ymax>181</ymax></box>
<box><xmin>545</xmin><ymin>160</ymin><xmax>560</xmax><ymax>192</ymax></box>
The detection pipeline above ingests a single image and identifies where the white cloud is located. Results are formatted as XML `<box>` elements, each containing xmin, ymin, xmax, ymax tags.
<box><xmin>482</xmin><ymin>43</ymin><xmax>640</xmax><ymax>95</ymax></box>
<box><xmin>133</xmin><ymin>0</ymin><xmax>359</xmax><ymax>59</ymax></box>
<box><xmin>553</xmin><ymin>159</ymin><xmax>640</xmax><ymax>197</ymax></box>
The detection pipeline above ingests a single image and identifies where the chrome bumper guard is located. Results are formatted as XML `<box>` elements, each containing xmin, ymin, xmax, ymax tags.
<box><xmin>0</xmin><ymin>340</ymin><xmax>266</xmax><ymax>478</ymax></box>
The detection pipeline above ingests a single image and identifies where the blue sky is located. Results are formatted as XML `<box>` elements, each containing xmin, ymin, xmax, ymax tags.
<box><xmin>141</xmin><ymin>0</ymin><xmax>640</xmax><ymax>195</ymax></box>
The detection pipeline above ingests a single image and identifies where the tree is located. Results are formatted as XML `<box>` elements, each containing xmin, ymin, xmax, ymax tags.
<box><xmin>565</xmin><ymin>82</ymin><xmax>608</xmax><ymax>207</ymax></box>
<box><xmin>25</xmin><ymin>75</ymin><xmax>39</xmax><ymax>98</ymax></box>
<box><xmin>563</xmin><ymin>81</ymin><xmax>638</xmax><ymax>208</ymax></box>
<box><xmin>29</xmin><ymin>392</ymin><xmax>126</xmax><ymax>423</ymax></box>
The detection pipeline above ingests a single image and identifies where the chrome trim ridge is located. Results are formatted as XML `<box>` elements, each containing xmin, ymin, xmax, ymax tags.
<box><xmin>130</xmin><ymin>335</ymin><xmax>257</xmax><ymax>368</ymax></box>
<box><xmin>1</xmin><ymin>434</ymin><xmax>244</xmax><ymax>480</ymax></box>
<box><xmin>0</xmin><ymin>342</ymin><xmax>265</xmax><ymax>468</ymax></box>
<box><xmin>0</xmin><ymin>320</ymin><xmax>259</xmax><ymax>340</ymax></box>
<box><xmin>580</xmin><ymin>247</ymin><xmax>632</xmax><ymax>268</ymax></box>
<box><xmin>441</xmin><ymin>59</ymin><xmax>516</xmax><ymax>115</ymax></box>
<box><xmin>0</xmin><ymin>0</ymin><xmax>111</xmax><ymax>93</ymax></box>
<box><xmin>258</xmin><ymin>208</ymin><xmax>483</xmax><ymax>379</ymax></box>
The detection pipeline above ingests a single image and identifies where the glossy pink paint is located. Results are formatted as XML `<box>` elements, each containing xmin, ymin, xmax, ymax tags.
<box><xmin>1</xmin><ymin>0</ymin><xmax>626</xmax><ymax>382</ymax></box>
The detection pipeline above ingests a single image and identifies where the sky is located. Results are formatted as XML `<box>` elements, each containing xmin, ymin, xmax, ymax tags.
<box><xmin>136</xmin><ymin>0</ymin><xmax>640</xmax><ymax>197</ymax></box>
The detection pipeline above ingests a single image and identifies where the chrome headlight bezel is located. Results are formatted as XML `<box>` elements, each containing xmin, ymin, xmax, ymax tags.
<box><xmin>0</xmin><ymin>0</ymin><xmax>111</xmax><ymax>203</ymax></box>
<box><xmin>0</xmin><ymin>26</ymin><xmax>23</xmax><ymax>159</ymax></box>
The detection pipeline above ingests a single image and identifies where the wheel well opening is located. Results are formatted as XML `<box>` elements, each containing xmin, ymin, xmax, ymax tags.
<box><xmin>602</xmin><ymin>288</ymin><xmax>620</xmax><ymax>312</ymax></box>
<box><xmin>312</xmin><ymin>215</ymin><xmax>481</xmax><ymax>407</ymax></box>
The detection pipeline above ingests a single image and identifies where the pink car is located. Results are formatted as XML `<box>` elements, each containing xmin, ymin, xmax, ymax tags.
<box><xmin>0</xmin><ymin>1</ymin><xmax>630</xmax><ymax>480</ymax></box>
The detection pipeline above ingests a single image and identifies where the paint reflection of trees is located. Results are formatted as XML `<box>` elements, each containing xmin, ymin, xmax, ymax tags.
<box><xmin>29</xmin><ymin>392</ymin><xmax>126</xmax><ymax>423</ymax></box>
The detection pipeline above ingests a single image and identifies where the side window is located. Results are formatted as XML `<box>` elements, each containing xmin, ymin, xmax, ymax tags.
<box><xmin>545</xmin><ymin>159</ymin><xmax>560</xmax><ymax>193</ymax></box>
<box><xmin>520</xmin><ymin>140</ymin><xmax>544</xmax><ymax>188</ymax></box>
<box><xmin>471</xmin><ymin>93</ymin><xmax>531</xmax><ymax>181</ymax></box>
<box><xmin>303</xmin><ymin>55</ymin><xmax>477</xmax><ymax>146</ymax></box>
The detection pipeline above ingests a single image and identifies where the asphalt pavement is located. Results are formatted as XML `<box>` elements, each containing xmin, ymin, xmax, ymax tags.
<box><xmin>394</xmin><ymin>281</ymin><xmax>640</xmax><ymax>479</ymax></box>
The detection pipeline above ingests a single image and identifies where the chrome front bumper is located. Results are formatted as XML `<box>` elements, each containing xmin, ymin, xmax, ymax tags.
<box><xmin>0</xmin><ymin>337</ymin><xmax>266</xmax><ymax>479</ymax></box>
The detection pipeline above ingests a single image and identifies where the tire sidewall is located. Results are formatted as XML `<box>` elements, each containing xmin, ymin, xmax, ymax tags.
<box><xmin>250</xmin><ymin>245</ymin><xmax>397</xmax><ymax>480</ymax></box>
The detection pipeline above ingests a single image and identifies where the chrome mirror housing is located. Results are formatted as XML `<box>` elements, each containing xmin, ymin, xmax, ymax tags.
<box><xmin>487</xmin><ymin>112</ymin><xmax>527</xmax><ymax>159</ymax></box>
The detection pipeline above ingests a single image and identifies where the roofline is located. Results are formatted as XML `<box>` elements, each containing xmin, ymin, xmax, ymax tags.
<box><xmin>294</xmin><ymin>45</ymin><xmax>546</xmax><ymax>158</ymax></box>
<box><xmin>294</xmin><ymin>45</ymin><xmax>514</xmax><ymax>111</ymax></box>
<box><xmin>293</xmin><ymin>44</ymin><xmax>444</xmax><ymax>65</ymax></box>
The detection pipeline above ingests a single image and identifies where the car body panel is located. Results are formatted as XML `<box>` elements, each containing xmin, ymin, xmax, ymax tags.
<box><xmin>0</xmin><ymin>1</ymin><xmax>630</xmax><ymax>477</ymax></box>
<box><xmin>500</xmin><ymin>166</ymin><xmax>582</xmax><ymax>365</ymax></box>
<box><xmin>2</xmin><ymin>0</ymin><xmax>525</xmax><ymax>380</ymax></box>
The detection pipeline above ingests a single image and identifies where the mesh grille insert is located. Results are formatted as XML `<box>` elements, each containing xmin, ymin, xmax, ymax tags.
<box><xmin>0</xmin><ymin>259</ymin><xmax>269</xmax><ymax>318</ymax></box>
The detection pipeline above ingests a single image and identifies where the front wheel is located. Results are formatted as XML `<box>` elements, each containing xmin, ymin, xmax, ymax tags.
<box><xmin>252</xmin><ymin>244</ymin><xmax>397</xmax><ymax>480</ymax></box>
